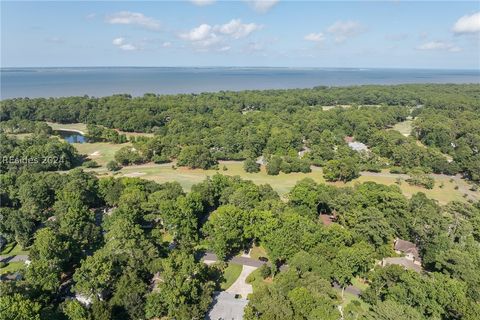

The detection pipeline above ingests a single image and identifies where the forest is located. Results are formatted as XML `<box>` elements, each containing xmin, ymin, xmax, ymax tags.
<box><xmin>1</xmin><ymin>84</ymin><xmax>479</xmax><ymax>182</ymax></box>
<box><xmin>0</xmin><ymin>84</ymin><xmax>479</xmax><ymax>319</ymax></box>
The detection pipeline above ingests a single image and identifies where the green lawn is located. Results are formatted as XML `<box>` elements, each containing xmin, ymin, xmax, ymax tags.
<box><xmin>66</xmin><ymin>138</ymin><xmax>479</xmax><ymax>202</ymax></box>
<box><xmin>221</xmin><ymin>263</ymin><xmax>243</xmax><ymax>290</ymax></box>
<box><xmin>351</xmin><ymin>277</ymin><xmax>369</xmax><ymax>291</ymax></box>
<box><xmin>1</xmin><ymin>243</ymin><xmax>29</xmax><ymax>257</ymax></box>
<box><xmin>336</xmin><ymin>289</ymin><xmax>369</xmax><ymax>310</ymax></box>
<box><xmin>75</xmin><ymin>141</ymin><xmax>130</xmax><ymax>166</ymax></box>
<box><xmin>249</xmin><ymin>245</ymin><xmax>269</xmax><ymax>261</ymax></box>
<box><xmin>46</xmin><ymin>122</ymin><xmax>154</xmax><ymax>138</ymax></box>
<box><xmin>85</xmin><ymin>161</ymin><xmax>476</xmax><ymax>203</ymax></box>
<box><xmin>389</xmin><ymin>120</ymin><xmax>413</xmax><ymax>136</ymax></box>
<box><xmin>95</xmin><ymin>161</ymin><xmax>327</xmax><ymax>195</ymax></box>
<box><xmin>246</xmin><ymin>267</ymin><xmax>272</xmax><ymax>293</ymax></box>
<box><xmin>348</xmin><ymin>172</ymin><xmax>477</xmax><ymax>204</ymax></box>
<box><xmin>47</xmin><ymin>122</ymin><xmax>88</xmax><ymax>134</ymax></box>
<box><xmin>0</xmin><ymin>261</ymin><xmax>25</xmax><ymax>275</ymax></box>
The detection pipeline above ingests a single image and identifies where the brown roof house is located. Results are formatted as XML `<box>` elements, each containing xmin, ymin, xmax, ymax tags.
<box><xmin>380</xmin><ymin>238</ymin><xmax>422</xmax><ymax>273</ymax></box>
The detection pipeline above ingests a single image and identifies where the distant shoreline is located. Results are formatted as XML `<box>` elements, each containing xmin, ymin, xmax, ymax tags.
<box><xmin>1</xmin><ymin>68</ymin><xmax>479</xmax><ymax>99</ymax></box>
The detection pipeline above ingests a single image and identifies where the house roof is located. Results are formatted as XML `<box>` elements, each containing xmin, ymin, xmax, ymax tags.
<box><xmin>394</xmin><ymin>239</ymin><xmax>420</xmax><ymax>260</ymax></box>
<box><xmin>383</xmin><ymin>257</ymin><xmax>422</xmax><ymax>273</ymax></box>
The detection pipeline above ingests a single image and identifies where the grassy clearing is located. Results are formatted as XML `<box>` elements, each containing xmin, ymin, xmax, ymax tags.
<box><xmin>351</xmin><ymin>277</ymin><xmax>369</xmax><ymax>291</ymax></box>
<box><xmin>221</xmin><ymin>263</ymin><xmax>243</xmax><ymax>290</ymax></box>
<box><xmin>249</xmin><ymin>245</ymin><xmax>268</xmax><ymax>261</ymax></box>
<box><xmin>348</xmin><ymin>172</ymin><xmax>476</xmax><ymax>204</ymax></box>
<box><xmin>75</xmin><ymin>142</ymin><xmax>130</xmax><ymax>166</ymax></box>
<box><xmin>114</xmin><ymin>161</ymin><xmax>326</xmax><ymax>195</ymax></box>
<box><xmin>1</xmin><ymin>243</ymin><xmax>29</xmax><ymax>257</ymax></box>
<box><xmin>46</xmin><ymin>122</ymin><xmax>153</xmax><ymax>138</ymax></box>
<box><xmin>246</xmin><ymin>268</ymin><xmax>272</xmax><ymax>293</ymax></box>
<box><xmin>0</xmin><ymin>261</ymin><xmax>25</xmax><ymax>275</ymax></box>
<box><xmin>390</xmin><ymin>120</ymin><xmax>413</xmax><ymax>136</ymax></box>
<box><xmin>47</xmin><ymin>122</ymin><xmax>88</xmax><ymax>134</ymax></box>
<box><xmin>103</xmin><ymin>162</ymin><xmax>475</xmax><ymax>203</ymax></box>
<box><xmin>70</xmin><ymin>139</ymin><xmax>477</xmax><ymax>202</ymax></box>
<box><xmin>336</xmin><ymin>289</ymin><xmax>369</xmax><ymax>310</ymax></box>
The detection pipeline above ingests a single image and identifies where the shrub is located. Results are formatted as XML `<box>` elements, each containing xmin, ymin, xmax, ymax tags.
<box><xmin>152</xmin><ymin>154</ymin><xmax>170</xmax><ymax>164</ymax></box>
<box><xmin>82</xmin><ymin>160</ymin><xmax>99</xmax><ymax>168</ymax></box>
<box><xmin>177</xmin><ymin>145</ymin><xmax>218</xmax><ymax>169</ymax></box>
<box><xmin>266</xmin><ymin>156</ymin><xmax>282</xmax><ymax>175</ymax></box>
<box><xmin>258</xmin><ymin>264</ymin><xmax>271</xmax><ymax>279</ymax></box>
<box><xmin>243</xmin><ymin>158</ymin><xmax>261</xmax><ymax>173</ymax></box>
<box><xmin>406</xmin><ymin>169</ymin><xmax>435</xmax><ymax>189</ymax></box>
<box><xmin>106</xmin><ymin>160</ymin><xmax>121</xmax><ymax>172</ymax></box>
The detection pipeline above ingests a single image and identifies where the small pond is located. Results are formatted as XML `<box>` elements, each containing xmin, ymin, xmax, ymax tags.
<box><xmin>55</xmin><ymin>130</ymin><xmax>88</xmax><ymax>144</ymax></box>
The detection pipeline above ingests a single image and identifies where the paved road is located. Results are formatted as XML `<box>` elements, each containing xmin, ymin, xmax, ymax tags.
<box><xmin>333</xmin><ymin>282</ymin><xmax>362</xmax><ymax>297</ymax></box>
<box><xmin>207</xmin><ymin>292</ymin><xmax>248</xmax><ymax>320</ymax></box>
<box><xmin>225</xmin><ymin>265</ymin><xmax>257</xmax><ymax>298</ymax></box>
<box><xmin>0</xmin><ymin>255</ymin><xmax>29</xmax><ymax>263</ymax></box>
<box><xmin>202</xmin><ymin>252</ymin><xmax>266</xmax><ymax>268</ymax></box>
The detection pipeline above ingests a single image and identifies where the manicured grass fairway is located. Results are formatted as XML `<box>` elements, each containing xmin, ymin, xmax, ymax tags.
<box><xmin>221</xmin><ymin>263</ymin><xmax>243</xmax><ymax>290</ymax></box>
<box><xmin>347</xmin><ymin>173</ymin><xmax>474</xmax><ymax>204</ymax></box>
<box><xmin>85</xmin><ymin>162</ymin><xmax>477</xmax><ymax>203</ymax></box>
<box><xmin>46</xmin><ymin>122</ymin><xmax>154</xmax><ymax>138</ymax></box>
<box><xmin>75</xmin><ymin>142</ymin><xmax>130</xmax><ymax>166</ymax></box>
<box><xmin>115</xmin><ymin>162</ymin><xmax>327</xmax><ymax>196</ymax></box>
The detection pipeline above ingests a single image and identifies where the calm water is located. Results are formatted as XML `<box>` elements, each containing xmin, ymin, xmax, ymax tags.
<box><xmin>1</xmin><ymin>67</ymin><xmax>479</xmax><ymax>99</ymax></box>
<box><xmin>55</xmin><ymin>130</ymin><xmax>87</xmax><ymax>144</ymax></box>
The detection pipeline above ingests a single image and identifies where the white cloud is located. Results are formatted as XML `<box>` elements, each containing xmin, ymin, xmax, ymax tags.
<box><xmin>327</xmin><ymin>20</ymin><xmax>365</xmax><ymax>43</ymax></box>
<box><xmin>180</xmin><ymin>24</ymin><xmax>213</xmax><ymax>41</ymax></box>
<box><xmin>190</xmin><ymin>0</ymin><xmax>216</xmax><ymax>6</ymax></box>
<box><xmin>453</xmin><ymin>12</ymin><xmax>480</xmax><ymax>34</ymax></box>
<box><xmin>215</xmin><ymin>19</ymin><xmax>262</xmax><ymax>39</ymax></box>
<box><xmin>106</xmin><ymin>11</ymin><xmax>161</xmax><ymax>31</ymax></box>
<box><xmin>417</xmin><ymin>41</ymin><xmax>461</xmax><ymax>52</ymax></box>
<box><xmin>304</xmin><ymin>32</ymin><xmax>325</xmax><ymax>42</ymax></box>
<box><xmin>179</xmin><ymin>19</ymin><xmax>261</xmax><ymax>51</ymax></box>
<box><xmin>86</xmin><ymin>13</ymin><xmax>96</xmax><ymax>20</ymax></box>
<box><xmin>112</xmin><ymin>37</ymin><xmax>138</xmax><ymax>51</ymax></box>
<box><xmin>246</xmin><ymin>0</ymin><xmax>278</xmax><ymax>13</ymax></box>
<box><xmin>119</xmin><ymin>43</ymin><xmax>137</xmax><ymax>51</ymax></box>
<box><xmin>219</xmin><ymin>46</ymin><xmax>231</xmax><ymax>52</ymax></box>
<box><xmin>162</xmin><ymin>41</ymin><xmax>172</xmax><ymax>48</ymax></box>
<box><xmin>112</xmin><ymin>37</ymin><xmax>125</xmax><ymax>46</ymax></box>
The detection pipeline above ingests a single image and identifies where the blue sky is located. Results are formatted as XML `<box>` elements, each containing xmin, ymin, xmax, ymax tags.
<box><xmin>1</xmin><ymin>1</ymin><xmax>479</xmax><ymax>69</ymax></box>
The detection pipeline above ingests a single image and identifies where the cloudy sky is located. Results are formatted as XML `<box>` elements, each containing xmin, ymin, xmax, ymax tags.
<box><xmin>1</xmin><ymin>1</ymin><xmax>479</xmax><ymax>69</ymax></box>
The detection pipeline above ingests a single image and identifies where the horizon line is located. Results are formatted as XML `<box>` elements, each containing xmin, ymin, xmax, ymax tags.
<box><xmin>2</xmin><ymin>66</ymin><xmax>479</xmax><ymax>71</ymax></box>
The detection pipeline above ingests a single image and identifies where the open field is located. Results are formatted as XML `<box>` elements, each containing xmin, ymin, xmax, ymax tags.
<box><xmin>83</xmin><ymin>160</ymin><xmax>477</xmax><ymax>203</ymax></box>
<box><xmin>390</xmin><ymin>119</ymin><xmax>413</xmax><ymax>136</ymax></box>
<box><xmin>75</xmin><ymin>142</ymin><xmax>130</xmax><ymax>166</ymax></box>
<box><xmin>94</xmin><ymin>161</ymin><xmax>327</xmax><ymax>195</ymax></box>
<box><xmin>348</xmin><ymin>171</ymin><xmax>477</xmax><ymax>204</ymax></box>
<box><xmin>46</xmin><ymin>122</ymin><xmax>154</xmax><ymax>138</ymax></box>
